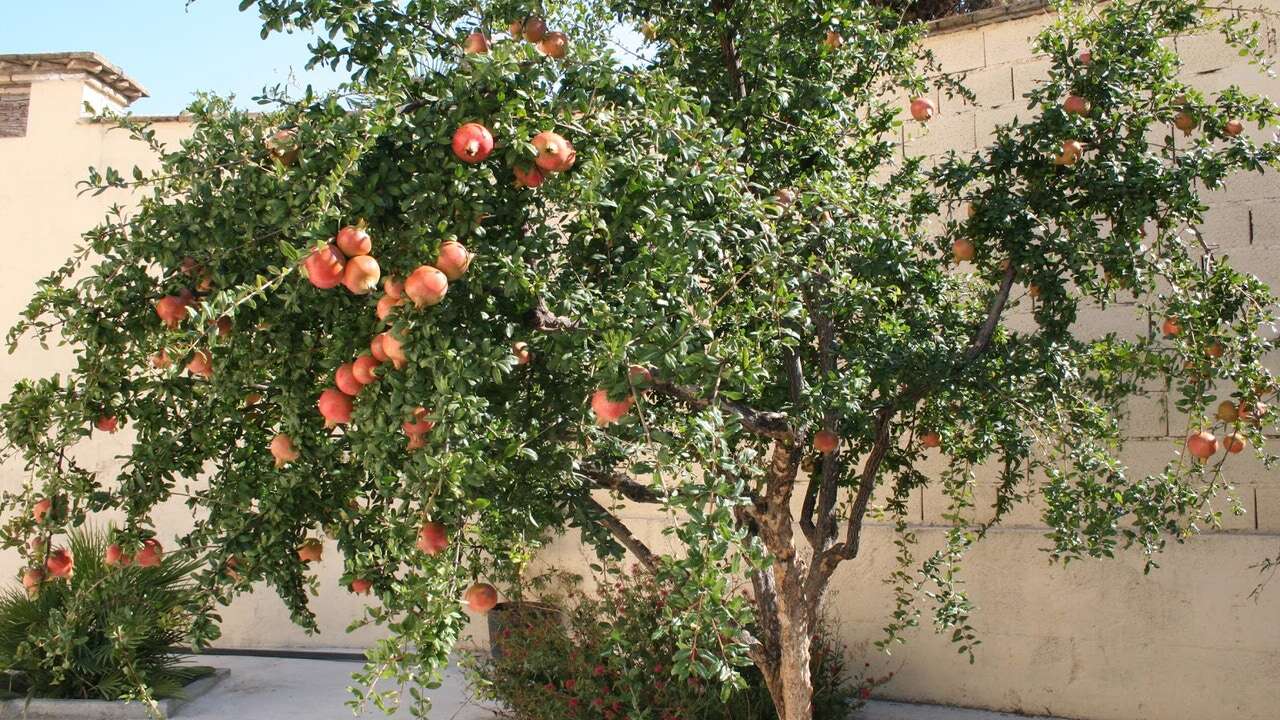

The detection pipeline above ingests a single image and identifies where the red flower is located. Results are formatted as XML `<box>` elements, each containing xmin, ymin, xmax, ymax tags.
<box><xmin>859</xmin><ymin>687</ymin><xmax>871</xmax><ymax>699</ymax></box>
<box><xmin>593</xmin><ymin>664</ymin><xmax>606</xmax><ymax>676</ymax></box>
<box><xmin>563</xmin><ymin>679</ymin><xmax>576</xmax><ymax>690</ymax></box>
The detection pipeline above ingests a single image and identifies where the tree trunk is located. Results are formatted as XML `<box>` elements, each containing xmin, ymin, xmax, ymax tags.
<box><xmin>761</xmin><ymin>559</ymin><xmax>816</xmax><ymax>720</ymax></box>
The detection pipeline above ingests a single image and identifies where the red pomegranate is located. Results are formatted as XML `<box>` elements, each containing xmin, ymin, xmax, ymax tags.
<box><xmin>1054</xmin><ymin>140</ymin><xmax>1084</xmax><ymax>166</ymax></box>
<box><xmin>1063</xmin><ymin>94</ymin><xmax>1091</xmax><ymax>115</ymax></box>
<box><xmin>350</xmin><ymin>578</ymin><xmax>373</xmax><ymax>594</ymax></box>
<box><xmin>384</xmin><ymin>276</ymin><xmax>404</xmax><ymax>299</ymax></box>
<box><xmin>512</xmin><ymin>341</ymin><xmax>532</xmax><ymax>365</ymax></box>
<box><xmin>464</xmin><ymin>583</ymin><xmax>499</xmax><ymax>613</ymax></box>
<box><xmin>1223</xmin><ymin>433</ymin><xmax>1247</xmax><ymax>454</ymax></box>
<box><xmin>405</xmin><ymin>265</ymin><xmax>449</xmax><ymax>307</ymax></box>
<box><xmin>1224</xmin><ymin>119</ymin><xmax>1244</xmax><ymax>137</ymax></box>
<box><xmin>270</xmin><ymin>433</ymin><xmax>300</xmax><ymax>467</ymax></box>
<box><xmin>335</xmin><ymin>225</ymin><xmax>372</xmax><ymax>256</ymax></box>
<box><xmin>532</xmin><ymin>131</ymin><xmax>576</xmax><ymax>173</ymax></box>
<box><xmin>187</xmin><ymin>350</ymin><xmax>214</xmax><ymax>379</ymax></box>
<box><xmin>343</xmin><ymin>255</ymin><xmax>381</xmax><ymax>295</ymax></box>
<box><xmin>436</xmin><ymin>242</ymin><xmax>472</xmax><ymax>281</ymax></box>
<box><xmin>213</xmin><ymin>316</ymin><xmax>233</xmax><ymax>337</ymax></box>
<box><xmin>45</xmin><ymin>548</ymin><xmax>73</xmax><ymax>578</ymax></box>
<box><xmin>952</xmin><ymin>238</ymin><xmax>976</xmax><ymax>263</ymax></box>
<box><xmin>539</xmin><ymin>31</ymin><xmax>569</xmax><ymax>58</ymax></box>
<box><xmin>464</xmin><ymin>31</ymin><xmax>490</xmax><ymax>54</ymax></box>
<box><xmin>370</xmin><ymin>334</ymin><xmax>389</xmax><ymax>363</ymax></box>
<box><xmin>909</xmin><ymin>97</ymin><xmax>935</xmax><ymax>123</ymax></box>
<box><xmin>514</xmin><ymin>165</ymin><xmax>545</xmax><ymax>188</ymax></box>
<box><xmin>335</xmin><ymin>363</ymin><xmax>363</xmax><ymax>396</ymax></box>
<box><xmin>298</xmin><ymin>538</ymin><xmax>323</xmax><ymax>563</ymax></box>
<box><xmin>1078</xmin><ymin>50</ymin><xmax>1092</xmax><ymax>65</ymax></box>
<box><xmin>920</xmin><ymin>431</ymin><xmax>941</xmax><ymax>449</ymax></box>
<box><xmin>416</xmin><ymin>521</ymin><xmax>449</xmax><ymax>555</ymax></box>
<box><xmin>95</xmin><ymin>415</ymin><xmax>119</xmax><ymax>433</ymax></box>
<box><xmin>1174</xmin><ymin>111</ymin><xmax>1198</xmax><ymax>135</ymax></box>
<box><xmin>105</xmin><ymin>543</ymin><xmax>132</xmax><ymax>567</ymax></box>
<box><xmin>135</xmin><ymin>539</ymin><xmax>163</xmax><ymax>567</ymax></box>
<box><xmin>591</xmin><ymin>389</ymin><xmax>634</xmax><ymax>425</ymax></box>
<box><xmin>403</xmin><ymin>407</ymin><xmax>435</xmax><ymax>450</ymax></box>
<box><xmin>823</xmin><ymin>30</ymin><xmax>844</xmax><ymax>50</ymax></box>
<box><xmin>1186</xmin><ymin>431</ymin><xmax>1218</xmax><ymax>460</ymax></box>
<box><xmin>155</xmin><ymin>296</ymin><xmax>188</xmax><ymax>329</ymax></box>
<box><xmin>376</xmin><ymin>294</ymin><xmax>402</xmax><ymax>321</ymax></box>
<box><xmin>522</xmin><ymin>16</ymin><xmax>548</xmax><ymax>42</ymax></box>
<box><xmin>1161</xmin><ymin>317</ymin><xmax>1182</xmax><ymax>337</ymax></box>
<box><xmin>509</xmin><ymin>20</ymin><xmax>524</xmax><ymax>39</ymax></box>
<box><xmin>380</xmin><ymin>332</ymin><xmax>408</xmax><ymax>369</ymax></box>
<box><xmin>305</xmin><ymin>244</ymin><xmax>347</xmax><ymax>289</ymax></box>
<box><xmin>452</xmin><ymin>123</ymin><xmax>495</xmax><ymax>164</ymax></box>
<box><xmin>21</xmin><ymin>568</ymin><xmax>44</xmax><ymax>594</ymax></box>
<box><xmin>352</xmin><ymin>354</ymin><xmax>381</xmax><ymax>384</ymax></box>
<box><xmin>32</xmin><ymin>498</ymin><xmax>52</xmax><ymax>524</ymax></box>
<box><xmin>151</xmin><ymin>351</ymin><xmax>171</xmax><ymax>369</ymax></box>
<box><xmin>814</xmin><ymin>430</ymin><xmax>839</xmax><ymax>454</ymax></box>
<box><xmin>318</xmin><ymin>388</ymin><xmax>354</xmax><ymax>427</ymax></box>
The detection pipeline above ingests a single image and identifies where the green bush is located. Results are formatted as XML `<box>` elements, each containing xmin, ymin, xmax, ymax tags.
<box><xmin>466</xmin><ymin>569</ymin><xmax>887</xmax><ymax>720</ymax></box>
<box><xmin>0</xmin><ymin>526</ymin><xmax>211</xmax><ymax>703</ymax></box>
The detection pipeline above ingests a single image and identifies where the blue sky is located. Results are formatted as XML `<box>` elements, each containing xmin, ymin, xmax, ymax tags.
<box><xmin>2</xmin><ymin>2</ymin><xmax>346</xmax><ymax>114</ymax></box>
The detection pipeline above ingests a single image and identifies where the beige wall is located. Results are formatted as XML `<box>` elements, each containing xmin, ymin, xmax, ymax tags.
<box><xmin>3</xmin><ymin>4</ymin><xmax>1280</xmax><ymax>717</ymax></box>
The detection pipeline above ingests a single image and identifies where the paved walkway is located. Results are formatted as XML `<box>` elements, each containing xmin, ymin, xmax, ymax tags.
<box><xmin>175</xmin><ymin>652</ymin><xmax>1068</xmax><ymax>720</ymax></box>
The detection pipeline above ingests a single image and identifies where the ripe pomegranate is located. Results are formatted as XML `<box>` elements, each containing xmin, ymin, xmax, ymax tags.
<box><xmin>305</xmin><ymin>244</ymin><xmax>347</xmax><ymax>289</ymax></box>
<box><xmin>187</xmin><ymin>350</ymin><xmax>214</xmax><ymax>379</ymax></box>
<box><xmin>540</xmin><ymin>31</ymin><xmax>569</xmax><ymax>58</ymax></box>
<box><xmin>336</xmin><ymin>225</ymin><xmax>372</xmax><ymax>256</ymax></box>
<box><xmin>920</xmin><ymin>431</ymin><xmax>941</xmax><ymax>449</ymax></box>
<box><xmin>512</xmin><ymin>341</ymin><xmax>532</xmax><ymax>365</ymax></box>
<box><xmin>522</xmin><ymin>16</ymin><xmax>547</xmax><ymax>42</ymax></box>
<box><xmin>135</xmin><ymin>539</ymin><xmax>163</xmax><ymax>567</ymax></box>
<box><xmin>405</xmin><ymin>265</ymin><xmax>449</xmax><ymax>307</ymax></box>
<box><xmin>591</xmin><ymin>389</ymin><xmax>634</xmax><ymax>425</ymax></box>
<box><xmin>452</xmin><ymin>123</ymin><xmax>495</xmax><ymax>164</ymax></box>
<box><xmin>45</xmin><ymin>548</ymin><xmax>73</xmax><ymax>578</ymax></box>
<box><xmin>1078</xmin><ymin>50</ymin><xmax>1092</xmax><ymax>65</ymax></box>
<box><xmin>774</xmin><ymin>188</ymin><xmax>797</xmax><ymax>207</ymax></box>
<box><xmin>335</xmin><ymin>363</ymin><xmax>363</xmax><ymax>396</ymax></box>
<box><xmin>464</xmin><ymin>31</ymin><xmax>490</xmax><ymax>54</ymax></box>
<box><xmin>382</xmin><ymin>332</ymin><xmax>408</xmax><ymax>369</ymax></box>
<box><xmin>270</xmin><ymin>433</ymin><xmax>300</xmax><ymax>468</ymax></box>
<box><xmin>514</xmin><ymin>165</ymin><xmax>545</xmax><ymax>188</ymax></box>
<box><xmin>155</xmin><ymin>296</ymin><xmax>188</xmax><ymax>329</ymax></box>
<box><xmin>1174</xmin><ymin>111</ymin><xmax>1197</xmax><ymax>135</ymax></box>
<box><xmin>909</xmin><ymin>97</ymin><xmax>935</xmax><ymax>123</ymax></box>
<box><xmin>21</xmin><ymin>568</ymin><xmax>44</xmax><ymax>594</ymax></box>
<box><xmin>226</xmin><ymin>555</ymin><xmax>241</xmax><ymax>582</ymax></box>
<box><xmin>105</xmin><ymin>543</ymin><xmax>132</xmax><ymax>567</ymax></box>
<box><xmin>464</xmin><ymin>582</ymin><xmax>499</xmax><ymax>613</ymax></box>
<box><xmin>823</xmin><ymin>30</ymin><xmax>844</xmax><ymax>50</ymax></box>
<box><xmin>403</xmin><ymin>407</ymin><xmax>435</xmax><ymax>450</ymax></box>
<box><xmin>1186</xmin><ymin>431</ymin><xmax>1218</xmax><ymax>460</ymax></box>
<box><xmin>376</xmin><ymin>294</ymin><xmax>402</xmax><ymax>321</ymax></box>
<box><xmin>213</xmin><ymin>316</ymin><xmax>233</xmax><ymax>337</ymax></box>
<box><xmin>1028</xmin><ymin>284</ymin><xmax>1042</xmax><ymax>299</ymax></box>
<box><xmin>1063</xmin><ymin>94</ymin><xmax>1091</xmax><ymax>115</ymax></box>
<box><xmin>814</xmin><ymin>430</ymin><xmax>839</xmax><ymax>454</ymax></box>
<box><xmin>384</xmin><ymin>276</ymin><xmax>404</xmax><ymax>299</ymax></box>
<box><xmin>265</xmin><ymin>128</ymin><xmax>299</xmax><ymax>165</ymax></box>
<box><xmin>532</xmin><ymin>131</ymin><xmax>576</xmax><ymax>173</ymax></box>
<box><xmin>1216</xmin><ymin>401</ymin><xmax>1239</xmax><ymax>423</ymax></box>
<box><xmin>1239</xmin><ymin>400</ymin><xmax>1269</xmax><ymax>424</ymax></box>
<box><xmin>1206</xmin><ymin>342</ymin><xmax>1224</xmax><ymax>359</ymax></box>
<box><xmin>1054</xmin><ymin>140</ymin><xmax>1084</xmax><ymax>166</ymax></box>
<box><xmin>298</xmin><ymin>538</ymin><xmax>323</xmax><ymax>563</ymax></box>
<box><xmin>350</xmin><ymin>578</ymin><xmax>373</xmax><ymax>595</ymax></box>
<box><xmin>436</xmin><ymin>242</ymin><xmax>472</xmax><ymax>281</ymax></box>
<box><xmin>32</xmin><ymin>498</ymin><xmax>52</xmax><ymax>524</ymax></box>
<box><xmin>318</xmin><ymin>388</ymin><xmax>354</xmax><ymax>427</ymax></box>
<box><xmin>1161</xmin><ymin>317</ymin><xmax>1182</xmax><ymax>337</ymax></box>
<box><xmin>352</xmin><ymin>354</ymin><xmax>381</xmax><ymax>384</ymax></box>
<box><xmin>370</xmin><ymin>334</ymin><xmax>390</xmax><ymax>363</ymax></box>
<box><xmin>952</xmin><ymin>238</ymin><xmax>976</xmax><ymax>263</ymax></box>
<box><xmin>95</xmin><ymin>415</ymin><xmax>119</xmax><ymax>433</ymax></box>
<box><xmin>245</xmin><ymin>393</ymin><xmax>263</xmax><ymax>406</ymax></box>
<box><xmin>1224</xmin><ymin>119</ymin><xmax>1244</xmax><ymax>137</ymax></box>
<box><xmin>509</xmin><ymin>20</ymin><xmax>524</xmax><ymax>39</ymax></box>
<box><xmin>197</xmin><ymin>273</ymin><xmax>215</xmax><ymax>293</ymax></box>
<box><xmin>343</xmin><ymin>255</ymin><xmax>381</xmax><ymax>295</ymax></box>
<box><xmin>416</xmin><ymin>521</ymin><xmax>449</xmax><ymax>555</ymax></box>
<box><xmin>151</xmin><ymin>351</ymin><xmax>171</xmax><ymax>369</ymax></box>
<box><xmin>628</xmin><ymin>365</ymin><xmax>654</xmax><ymax>385</ymax></box>
<box><xmin>1223</xmin><ymin>433</ymin><xmax>1247</xmax><ymax>454</ymax></box>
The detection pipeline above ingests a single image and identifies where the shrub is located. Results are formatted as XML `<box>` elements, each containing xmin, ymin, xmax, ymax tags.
<box><xmin>0</xmin><ymin>526</ymin><xmax>211</xmax><ymax>703</ymax></box>
<box><xmin>466</xmin><ymin>569</ymin><xmax>887</xmax><ymax>720</ymax></box>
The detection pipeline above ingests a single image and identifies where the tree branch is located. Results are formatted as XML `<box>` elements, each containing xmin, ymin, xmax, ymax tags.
<box><xmin>711</xmin><ymin>0</ymin><xmax>748</xmax><ymax>102</ymax></box>
<box><xmin>528</xmin><ymin>298</ymin><xmax>579</xmax><ymax>332</ymax></box>
<box><xmin>648</xmin><ymin>373</ymin><xmax>798</xmax><ymax>441</ymax></box>
<box><xmin>577</xmin><ymin>465</ymin><xmax>665</xmax><ymax>503</ymax></box>
<box><xmin>583</xmin><ymin>496</ymin><xmax>660</xmax><ymax>572</ymax></box>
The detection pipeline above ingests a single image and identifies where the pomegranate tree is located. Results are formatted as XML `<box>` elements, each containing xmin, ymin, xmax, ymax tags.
<box><xmin>3</xmin><ymin>2</ymin><xmax>1279</xmax><ymax>719</ymax></box>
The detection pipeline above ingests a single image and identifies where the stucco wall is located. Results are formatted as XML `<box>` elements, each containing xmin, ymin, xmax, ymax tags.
<box><xmin>2</xmin><ymin>4</ymin><xmax>1280</xmax><ymax>718</ymax></box>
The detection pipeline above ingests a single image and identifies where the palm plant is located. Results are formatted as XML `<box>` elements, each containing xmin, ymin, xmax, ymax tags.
<box><xmin>0</xmin><ymin>526</ymin><xmax>209</xmax><ymax>703</ymax></box>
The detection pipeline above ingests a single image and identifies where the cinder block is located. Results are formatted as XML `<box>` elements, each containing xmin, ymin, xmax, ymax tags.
<box><xmin>1199</xmin><ymin>202</ymin><xmax>1253</xmax><ymax>248</ymax></box>
<box><xmin>1010</xmin><ymin>59</ymin><xmax>1052</xmax><ymax>100</ymax></box>
<box><xmin>1177</xmin><ymin>31</ymin><xmax>1239</xmax><ymax>75</ymax></box>
<box><xmin>924</xmin><ymin>30</ymin><xmax>986</xmax><ymax>73</ymax></box>
<box><xmin>955</xmin><ymin>66</ymin><xmax>1014</xmax><ymax>109</ymax></box>
<box><xmin>975</xmin><ymin>104</ymin><xmax>1024</xmax><ymax>146</ymax></box>
<box><xmin>903</xmin><ymin>111</ymin><xmax>976</xmax><ymax>157</ymax></box>
<box><xmin>983</xmin><ymin>15</ymin><xmax>1052</xmax><ymax>66</ymax></box>
<box><xmin>1257</xmin><ymin>485</ymin><xmax>1280</xmax><ymax>531</ymax></box>
<box><xmin>1249</xmin><ymin>201</ymin><xmax>1280</xmax><ymax>247</ymax></box>
<box><xmin>1070</xmin><ymin>303</ymin><xmax>1150</xmax><ymax>342</ymax></box>
<box><xmin>1120</xmin><ymin>392</ymin><xmax>1169</xmax><ymax>439</ymax></box>
<box><xmin>1205</xmin><ymin>169</ymin><xmax>1280</xmax><ymax>206</ymax></box>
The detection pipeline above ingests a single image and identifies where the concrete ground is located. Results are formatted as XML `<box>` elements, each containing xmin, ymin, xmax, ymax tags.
<box><xmin>175</xmin><ymin>652</ymin><xmax>1068</xmax><ymax>720</ymax></box>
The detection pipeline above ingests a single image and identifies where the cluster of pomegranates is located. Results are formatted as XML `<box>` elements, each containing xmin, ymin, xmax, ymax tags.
<box><xmin>21</xmin><ymin>498</ymin><xmax>165</xmax><ymax>595</ymax></box>
<box><xmin>304</xmin><ymin>224</ymin><xmax>381</xmax><ymax>295</ymax></box>
<box><xmin>505</xmin><ymin>15</ymin><xmax>570</xmax><ymax>59</ymax></box>
<box><xmin>451</xmin><ymin>120</ymin><xmax>577</xmax><ymax>189</ymax></box>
